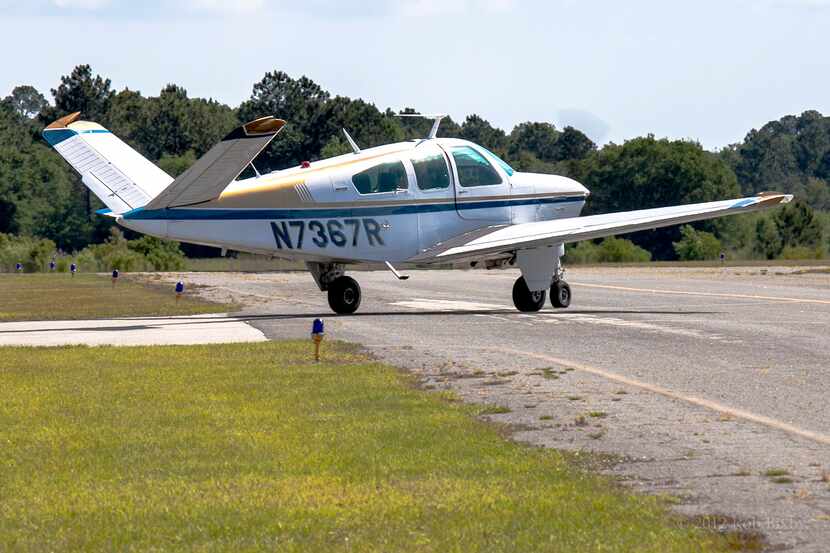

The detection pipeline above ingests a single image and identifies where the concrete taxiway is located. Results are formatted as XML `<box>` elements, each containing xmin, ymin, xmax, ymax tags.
<box><xmin>164</xmin><ymin>266</ymin><xmax>830</xmax><ymax>551</ymax></box>
<box><xmin>0</xmin><ymin>313</ymin><xmax>266</xmax><ymax>346</ymax></box>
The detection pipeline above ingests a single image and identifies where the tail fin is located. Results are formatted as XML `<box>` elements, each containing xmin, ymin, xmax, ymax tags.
<box><xmin>144</xmin><ymin>116</ymin><xmax>285</xmax><ymax>210</ymax></box>
<box><xmin>42</xmin><ymin>112</ymin><xmax>173</xmax><ymax>215</ymax></box>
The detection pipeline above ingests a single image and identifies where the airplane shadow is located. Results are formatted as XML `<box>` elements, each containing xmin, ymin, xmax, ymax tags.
<box><xmin>0</xmin><ymin>308</ymin><xmax>718</xmax><ymax>335</ymax></box>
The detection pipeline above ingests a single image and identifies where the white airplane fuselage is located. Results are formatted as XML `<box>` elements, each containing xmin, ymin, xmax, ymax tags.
<box><xmin>119</xmin><ymin>138</ymin><xmax>590</xmax><ymax>267</ymax></box>
<box><xmin>43</xmin><ymin>112</ymin><xmax>791</xmax><ymax>314</ymax></box>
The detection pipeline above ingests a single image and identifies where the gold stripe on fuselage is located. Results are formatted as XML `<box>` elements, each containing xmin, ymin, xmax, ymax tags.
<box><xmin>207</xmin><ymin>143</ymin><xmax>586</xmax><ymax>211</ymax></box>
<box><xmin>218</xmin><ymin>146</ymin><xmax>412</xmax><ymax>200</ymax></box>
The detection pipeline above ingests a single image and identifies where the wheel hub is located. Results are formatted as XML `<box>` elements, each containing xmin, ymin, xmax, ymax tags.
<box><xmin>343</xmin><ymin>289</ymin><xmax>356</xmax><ymax>305</ymax></box>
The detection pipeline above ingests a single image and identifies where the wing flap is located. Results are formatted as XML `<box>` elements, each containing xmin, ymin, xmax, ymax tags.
<box><xmin>410</xmin><ymin>193</ymin><xmax>793</xmax><ymax>263</ymax></box>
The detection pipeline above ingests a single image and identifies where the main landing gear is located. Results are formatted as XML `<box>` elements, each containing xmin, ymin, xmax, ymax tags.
<box><xmin>327</xmin><ymin>275</ymin><xmax>361</xmax><ymax>314</ymax></box>
<box><xmin>511</xmin><ymin>275</ymin><xmax>571</xmax><ymax>312</ymax></box>
<box><xmin>307</xmin><ymin>262</ymin><xmax>362</xmax><ymax>315</ymax></box>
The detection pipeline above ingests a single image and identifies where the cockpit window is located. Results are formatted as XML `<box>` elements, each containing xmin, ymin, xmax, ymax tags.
<box><xmin>451</xmin><ymin>146</ymin><xmax>503</xmax><ymax>187</ymax></box>
<box><xmin>411</xmin><ymin>148</ymin><xmax>450</xmax><ymax>190</ymax></box>
<box><xmin>352</xmin><ymin>160</ymin><xmax>408</xmax><ymax>194</ymax></box>
<box><xmin>481</xmin><ymin>147</ymin><xmax>515</xmax><ymax>176</ymax></box>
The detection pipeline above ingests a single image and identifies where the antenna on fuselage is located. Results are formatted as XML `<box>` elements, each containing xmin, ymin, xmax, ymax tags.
<box><xmin>396</xmin><ymin>112</ymin><xmax>447</xmax><ymax>139</ymax></box>
<box><xmin>342</xmin><ymin>128</ymin><xmax>361</xmax><ymax>154</ymax></box>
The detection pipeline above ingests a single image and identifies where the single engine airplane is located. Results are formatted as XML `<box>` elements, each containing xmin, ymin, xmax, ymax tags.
<box><xmin>43</xmin><ymin>112</ymin><xmax>792</xmax><ymax>314</ymax></box>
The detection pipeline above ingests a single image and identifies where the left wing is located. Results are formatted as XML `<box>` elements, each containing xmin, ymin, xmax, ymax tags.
<box><xmin>409</xmin><ymin>192</ymin><xmax>793</xmax><ymax>264</ymax></box>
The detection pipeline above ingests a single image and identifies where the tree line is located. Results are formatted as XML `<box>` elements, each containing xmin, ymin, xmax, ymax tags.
<box><xmin>1</xmin><ymin>64</ymin><xmax>828</xmax><ymax>262</ymax></box>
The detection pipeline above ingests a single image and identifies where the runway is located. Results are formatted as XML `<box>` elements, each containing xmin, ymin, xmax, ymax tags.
<box><xmin>5</xmin><ymin>265</ymin><xmax>829</xmax><ymax>549</ymax></box>
<box><xmin>172</xmin><ymin>266</ymin><xmax>830</xmax><ymax>551</ymax></box>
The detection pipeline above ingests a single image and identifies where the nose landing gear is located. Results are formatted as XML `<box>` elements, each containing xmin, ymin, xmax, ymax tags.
<box><xmin>551</xmin><ymin>280</ymin><xmax>571</xmax><ymax>308</ymax></box>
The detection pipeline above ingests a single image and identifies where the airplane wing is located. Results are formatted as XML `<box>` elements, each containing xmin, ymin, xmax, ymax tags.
<box><xmin>409</xmin><ymin>192</ymin><xmax>793</xmax><ymax>264</ymax></box>
<box><xmin>144</xmin><ymin>116</ymin><xmax>285</xmax><ymax>210</ymax></box>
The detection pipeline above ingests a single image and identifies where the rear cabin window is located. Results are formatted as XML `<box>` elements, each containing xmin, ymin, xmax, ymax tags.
<box><xmin>451</xmin><ymin>146</ymin><xmax>502</xmax><ymax>187</ymax></box>
<box><xmin>352</xmin><ymin>161</ymin><xmax>408</xmax><ymax>194</ymax></box>
<box><xmin>411</xmin><ymin>150</ymin><xmax>450</xmax><ymax>190</ymax></box>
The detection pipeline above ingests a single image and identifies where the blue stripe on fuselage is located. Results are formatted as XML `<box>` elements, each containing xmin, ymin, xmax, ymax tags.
<box><xmin>121</xmin><ymin>195</ymin><xmax>586</xmax><ymax>221</ymax></box>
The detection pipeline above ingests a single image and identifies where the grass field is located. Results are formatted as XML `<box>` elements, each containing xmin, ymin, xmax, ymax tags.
<box><xmin>0</xmin><ymin>341</ymin><xmax>739</xmax><ymax>552</ymax></box>
<box><xmin>0</xmin><ymin>273</ymin><xmax>231</xmax><ymax>321</ymax></box>
<box><xmin>181</xmin><ymin>253</ymin><xmax>830</xmax><ymax>273</ymax></box>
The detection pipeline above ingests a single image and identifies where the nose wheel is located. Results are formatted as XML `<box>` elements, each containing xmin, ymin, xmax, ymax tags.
<box><xmin>512</xmin><ymin>276</ymin><xmax>546</xmax><ymax>312</ymax></box>
<box><xmin>327</xmin><ymin>276</ymin><xmax>362</xmax><ymax>314</ymax></box>
<box><xmin>551</xmin><ymin>280</ymin><xmax>571</xmax><ymax>308</ymax></box>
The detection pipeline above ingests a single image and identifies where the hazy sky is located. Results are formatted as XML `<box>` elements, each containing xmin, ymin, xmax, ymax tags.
<box><xmin>2</xmin><ymin>0</ymin><xmax>828</xmax><ymax>149</ymax></box>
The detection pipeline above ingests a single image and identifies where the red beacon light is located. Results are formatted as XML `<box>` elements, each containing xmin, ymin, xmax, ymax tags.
<box><xmin>301</xmin><ymin>160</ymin><xmax>311</xmax><ymax>169</ymax></box>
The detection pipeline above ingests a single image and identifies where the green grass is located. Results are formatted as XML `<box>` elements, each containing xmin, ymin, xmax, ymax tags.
<box><xmin>478</xmin><ymin>404</ymin><xmax>512</xmax><ymax>415</ymax></box>
<box><xmin>0</xmin><ymin>341</ymin><xmax>735</xmax><ymax>552</ymax></box>
<box><xmin>0</xmin><ymin>273</ymin><xmax>230</xmax><ymax>321</ymax></box>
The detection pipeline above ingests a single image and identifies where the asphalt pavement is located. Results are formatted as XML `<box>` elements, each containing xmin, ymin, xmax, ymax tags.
<box><xmin>170</xmin><ymin>266</ymin><xmax>830</xmax><ymax>552</ymax></box>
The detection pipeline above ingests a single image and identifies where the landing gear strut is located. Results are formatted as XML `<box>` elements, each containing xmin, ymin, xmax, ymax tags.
<box><xmin>512</xmin><ymin>276</ymin><xmax>546</xmax><ymax>312</ymax></box>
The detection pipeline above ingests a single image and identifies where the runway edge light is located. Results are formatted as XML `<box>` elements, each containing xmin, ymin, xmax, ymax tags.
<box><xmin>311</xmin><ymin>318</ymin><xmax>325</xmax><ymax>362</ymax></box>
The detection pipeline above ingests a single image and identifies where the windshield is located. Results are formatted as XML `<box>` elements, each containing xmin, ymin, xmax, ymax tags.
<box><xmin>480</xmin><ymin>147</ymin><xmax>515</xmax><ymax>176</ymax></box>
<box><xmin>451</xmin><ymin>147</ymin><xmax>502</xmax><ymax>187</ymax></box>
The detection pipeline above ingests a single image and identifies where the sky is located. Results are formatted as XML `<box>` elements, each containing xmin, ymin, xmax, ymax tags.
<box><xmin>1</xmin><ymin>0</ymin><xmax>829</xmax><ymax>149</ymax></box>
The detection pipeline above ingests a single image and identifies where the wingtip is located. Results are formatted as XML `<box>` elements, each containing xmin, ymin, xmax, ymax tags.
<box><xmin>755</xmin><ymin>191</ymin><xmax>794</xmax><ymax>207</ymax></box>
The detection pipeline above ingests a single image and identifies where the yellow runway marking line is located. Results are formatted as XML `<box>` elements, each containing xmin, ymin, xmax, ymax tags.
<box><xmin>492</xmin><ymin>347</ymin><xmax>830</xmax><ymax>447</ymax></box>
<box><xmin>572</xmin><ymin>282</ymin><xmax>830</xmax><ymax>305</ymax></box>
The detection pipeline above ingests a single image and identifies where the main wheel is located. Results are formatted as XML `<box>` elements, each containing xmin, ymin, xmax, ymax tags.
<box><xmin>551</xmin><ymin>280</ymin><xmax>571</xmax><ymax>308</ymax></box>
<box><xmin>512</xmin><ymin>276</ymin><xmax>546</xmax><ymax>312</ymax></box>
<box><xmin>327</xmin><ymin>276</ymin><xmax>362</xmax><ymax>314</ymax></box>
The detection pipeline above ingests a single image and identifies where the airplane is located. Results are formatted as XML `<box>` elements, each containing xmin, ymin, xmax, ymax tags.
<box><xmin>43</xmin><ymin>111</ymin><xmax>793</xmax><ymax>314</ymax></box>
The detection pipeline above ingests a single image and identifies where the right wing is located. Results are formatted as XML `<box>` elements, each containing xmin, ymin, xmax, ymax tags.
<box><xmin>144</xmin><ymin>116</ymin><xmax>285</xmax><ymax>210</ymax></box>
<box><xmin>409</xmin><ymin>192</ymin><xmax>793</xmax><ymax>264</ymax></box>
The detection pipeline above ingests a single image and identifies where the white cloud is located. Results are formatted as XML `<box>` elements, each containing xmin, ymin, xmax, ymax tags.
<box><xmin>52</xmin><ymin>0</ymin><xmax>112</xmax><ymax>9</ymax></box>
<box><xmin>399</xmin><ymin>0</ymin><xmax>516</xmax><ymax>17</ymax></box>
<box><xmin>185</xmin><ymin>0</ymin><xmax>266</xmax><ymax>15</ymax></box>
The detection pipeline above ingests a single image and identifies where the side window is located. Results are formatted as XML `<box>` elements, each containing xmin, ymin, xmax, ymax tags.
<box><xmin>451</xmin><ymin>146</ymin><xmax>502</xmax><ymax>187</ymax></box>
<box><xmin>411</xmin><ymin>149</ymin><xmax>450</xmax><ymax>191</ymax></box>
<box><xmin>352</xmin><ymin>161</ymin><xmax>408</xmax><ymax>194</ymax></box>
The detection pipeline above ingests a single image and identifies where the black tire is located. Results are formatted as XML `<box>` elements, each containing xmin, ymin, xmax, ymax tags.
<box><xmin>551</xmin><ymin>281</ymin><xmax>571</xmax><ymax>309</ymax></box>
<box><xmin>512</xmin><ymin>276</ymin><xmax>546</xmax><ymax>312</ymax></box>
<box><xmin>327</xmin><ymin>276</ymin><xmax>362</xmax><ymax>314</ymax></box>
